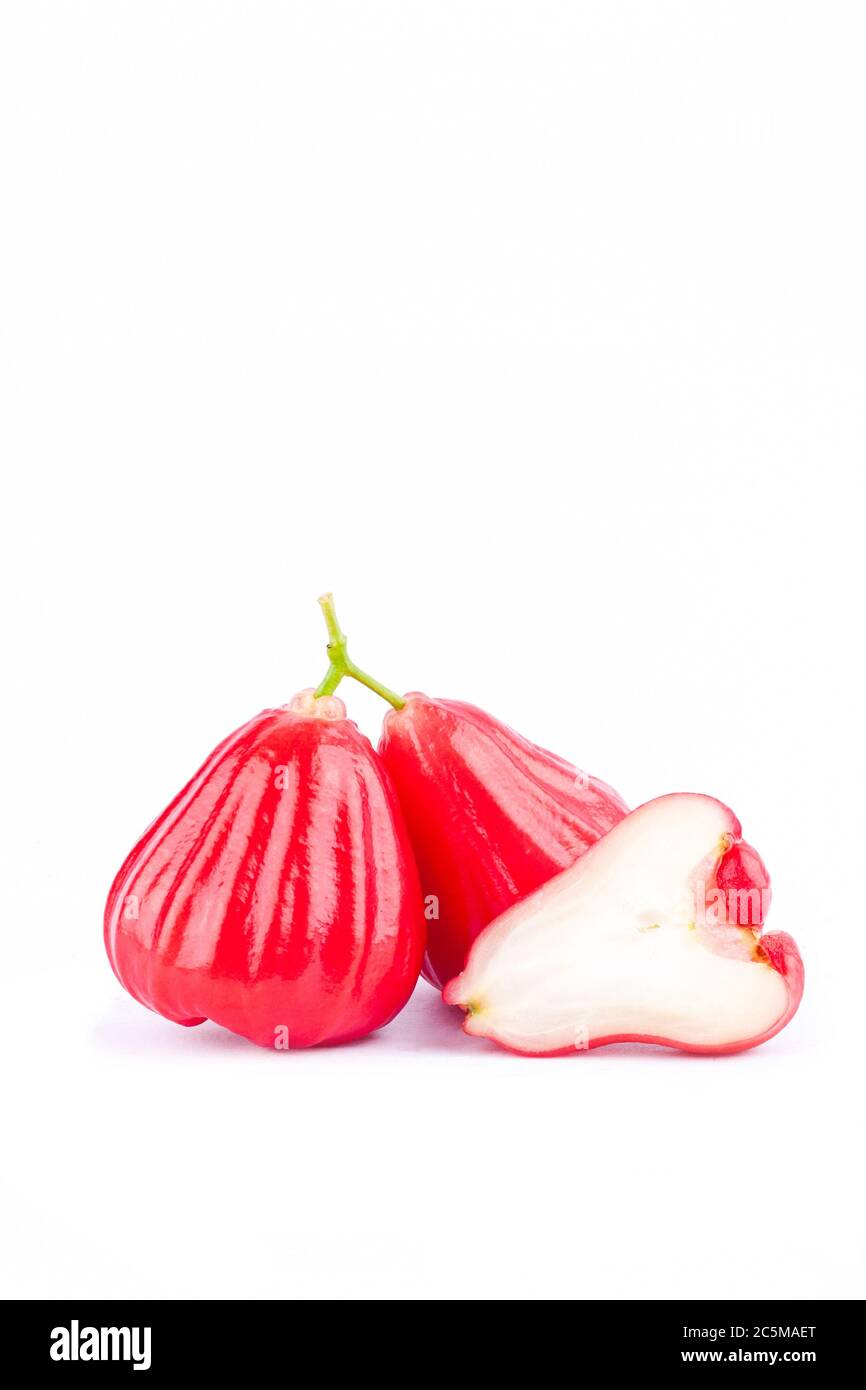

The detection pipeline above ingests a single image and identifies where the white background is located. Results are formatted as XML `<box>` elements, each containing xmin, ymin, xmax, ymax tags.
<box><xmin>1</xmin><ymin>2</ymin><xmax>864</xmax><ymax>1301</ymax></box>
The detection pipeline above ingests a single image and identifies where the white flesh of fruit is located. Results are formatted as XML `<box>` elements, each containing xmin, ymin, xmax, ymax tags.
<box><xmin>447</xmin><ymin>794</ymin><xmax>788</xmax><ymax>1053</ymax></box>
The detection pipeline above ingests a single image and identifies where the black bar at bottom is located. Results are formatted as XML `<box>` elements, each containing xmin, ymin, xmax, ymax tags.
<box><xmin>1</xmin><ymin>1299</ymin><xmax>858</xmax><ymax>1375</ymax></box>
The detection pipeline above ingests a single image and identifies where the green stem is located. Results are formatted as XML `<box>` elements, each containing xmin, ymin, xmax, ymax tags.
<box><xmin>313</xmin><ymin>593</ymin><xmax>405</xmax><ymax>709</ymax></box>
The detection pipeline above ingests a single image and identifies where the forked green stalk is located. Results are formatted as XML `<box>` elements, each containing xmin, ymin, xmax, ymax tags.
<box><xmin>314</xmin><ymin>593</ymin><xmax>405</xmax><ymax>709</ymax></box>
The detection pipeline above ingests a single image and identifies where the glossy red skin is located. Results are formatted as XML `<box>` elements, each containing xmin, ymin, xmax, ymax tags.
<box><xmin>378</xmin><ymin>694</ymin><xmax>629</xmax><ymax>988</ymax></box>
<box><xmin>105</xmin><ymin>699</ymin><xmax>425</xmax><ymax>1048</ymax></box>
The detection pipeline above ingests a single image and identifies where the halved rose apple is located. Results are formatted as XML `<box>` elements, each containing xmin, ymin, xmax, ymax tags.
<box><xmin>444</xmin><ymin>794</ymin><xmax>803</xmax><ymax>1056</ymax></box>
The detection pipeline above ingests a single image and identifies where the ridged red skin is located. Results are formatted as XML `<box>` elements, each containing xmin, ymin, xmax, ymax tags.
<box><xmin>104</xmin><ymin>703</ymin><xmax>426</xmax><ymax>1048</ymax></box>
<box><xmin>378</xmin><ymin>694</ymin><xmax>629</xmax><ymax>989</ymax></box>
